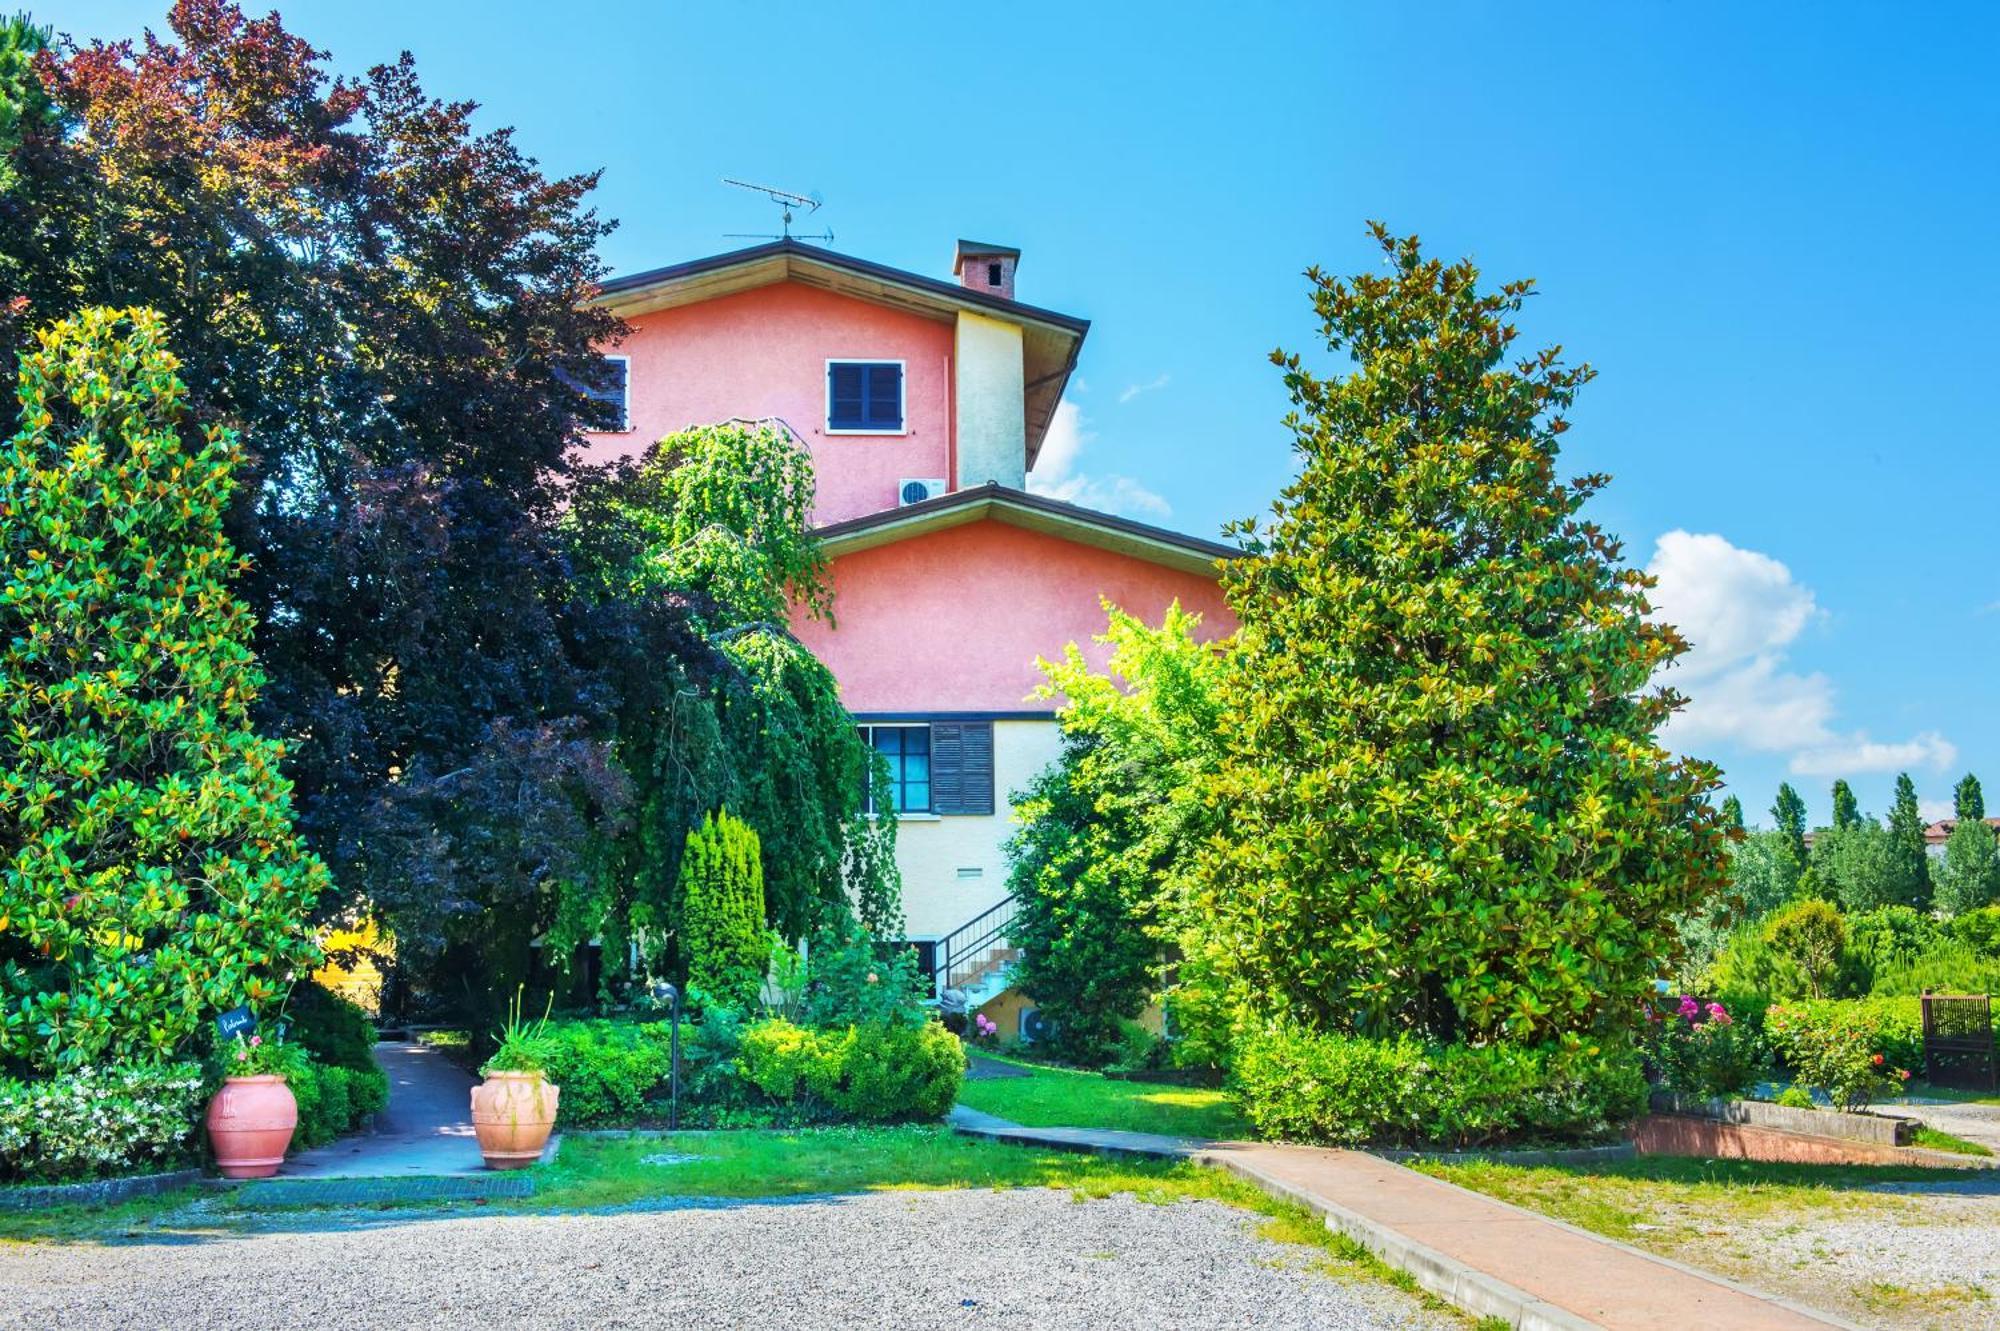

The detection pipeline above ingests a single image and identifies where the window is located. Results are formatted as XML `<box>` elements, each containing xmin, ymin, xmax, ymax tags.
<box><xmin>856</xmin><ymin>719</ymin><xmax>994</xmax><ymax>816</ymax></box>
<box><xmin>827</xmin><ymin>361</ymin><xmax>904</xmax><ymax>432</ymax></box>
<box><xmin>986</xmin><ymin>261</ymin><xmax>1003</xmax><ymax>287</ymax></box>
<box><xmin>564</xmin><ymin>355</ymin><xmax>629</xmax><ymax>432</ymax></box>
<box><xmin>860</xmin><ymin>724</ymin><xmax>930</xmax><ymax>813</ymax></box>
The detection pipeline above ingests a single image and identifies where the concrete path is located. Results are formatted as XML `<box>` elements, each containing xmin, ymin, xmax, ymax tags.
<box><xmin>1881</xmin><ymin>1096</ymin><xmax>2000</xmax><ymax>1153</ymax></box>
<box><xmin>283</xmin><ymin>1041</ymin><xmax>485</xmax><ymax>1178</ymax></box>
<box><xmin>947</xmin><ymin>1108</ymin><xmax>1862</xmax><ymax>1331</ymax></box>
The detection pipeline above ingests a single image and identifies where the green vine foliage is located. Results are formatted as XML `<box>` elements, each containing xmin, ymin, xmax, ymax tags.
<box><xmin>559</xmin><ymin>421</ymin><xmax>899</xmax><ymax>988</ymax></box>
<box><xmin>0</xmin><ymin>308</ymin><xmax>328</xmax><ymax>1072</ymax></box>
<box><xmin>1184</xmin><ymin>226</ymin><xmax>1729</xmax><ymax>1053</ymax></box>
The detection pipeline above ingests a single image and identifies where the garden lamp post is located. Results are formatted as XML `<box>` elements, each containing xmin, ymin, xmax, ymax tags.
<box><xmin>652</xmin><ymin>981</ymin><xmax>682</xmax><ymax>1130</ymax></box>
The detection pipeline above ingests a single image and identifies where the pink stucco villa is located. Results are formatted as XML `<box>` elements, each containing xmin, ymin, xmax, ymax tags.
<box><xmin>583</xmin><ymin>238</ymin><xmax>1234</xmax><ymax>1018</ymax></box>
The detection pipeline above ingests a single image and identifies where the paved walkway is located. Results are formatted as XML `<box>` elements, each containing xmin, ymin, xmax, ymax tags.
<box><xmin>283</xmin><ymin>1041</ymin><xmax>485</xmax><ymax>1178</ymax></box>
<box><xmin>947</xmin><ymin>1108</ymin><xmax>1862</xmax><ymax>1331</ymax></box>
<box><xmin>1881</xmin><ymin>1096</ymin><xmax>2000</xmax><ymax>1153</ymax></box>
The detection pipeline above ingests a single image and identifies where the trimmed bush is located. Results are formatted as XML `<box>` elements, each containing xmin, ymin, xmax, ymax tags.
<box><xmin>531</xmin><ymin>1019</ymin><xmax>675</xmax><ymax>1127</ymax></box>
<box><xmin>682</xmin><ymin>811</ymin><xmax>769</xmax><ymax>1012</ymax></box>
<box><xmin>0</xmin><ymin>1062</ymin><xmax>205</xmax><ymax>1182</ymax></box>
<box><xmin>284</xmin><ymin>980</ymin><xmax>378</xmax><ymax>1076</ymax></box>
<box><xmin>737</xmin><ymin>1018</ymin><xmax>965</xmax><ymax>1124</ymax></box>
<box><xmin>1231</xmin><ymin>1025</ymin><xmax>1646</xmax><ymax>1148</ymax></box>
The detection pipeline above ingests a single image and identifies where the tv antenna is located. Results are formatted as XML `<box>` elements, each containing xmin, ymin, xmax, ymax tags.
<box><xmin>722</xmin><ymin>178</ymin><xmax>833</xmax><ymax>243</ymax></box>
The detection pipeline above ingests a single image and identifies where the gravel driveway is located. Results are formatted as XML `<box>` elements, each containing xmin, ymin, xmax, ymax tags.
<box><xmin>0</xmin><ymin>1189</ymin><xmax>1456</xmax><ymax>1331</ymax></box>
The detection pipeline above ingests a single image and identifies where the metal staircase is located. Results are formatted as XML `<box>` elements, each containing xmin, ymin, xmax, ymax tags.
<box><xmin>930</xmin><ymin>896</ymin><xmax>1018</xmax><ymax>1007</ymax></box>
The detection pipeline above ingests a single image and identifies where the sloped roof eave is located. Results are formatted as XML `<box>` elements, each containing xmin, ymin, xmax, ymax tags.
<box><xmin>813</xmin><ymin>484</ymin><xmax>1236</xmax><ymax>579</ymax></box>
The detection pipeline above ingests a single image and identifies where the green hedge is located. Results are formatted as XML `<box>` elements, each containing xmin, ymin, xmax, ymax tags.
<box><xmin>1231</xmin><ymin>1025</ymin><xmax>1647</xmax><ymax>1148</ymax></box>
<box><xmin>513</xmin><ymin>1015</ymin><xmax>964</xmax><ymax>1128</ymax></box>
<box><xmin>738</xmin><ymin>1018</ymin><xmax>964</xmax><ymax>1124</ymax></box>
<box><xmin>532</xmin><ymin>1020</ymin><xmax>677</xmax><ymax>1127</ymax></box>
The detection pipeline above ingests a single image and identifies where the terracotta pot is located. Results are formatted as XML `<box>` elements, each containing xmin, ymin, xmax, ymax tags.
<box><xmin>206</xmin><ymin>1075</ymin><xmax>298</xmax><ymax>1179</ymax></box>
<box><xmin>471</xmin><ymin>1071</ymin><xmax>559</xmax><ymax>1169</ymax></box>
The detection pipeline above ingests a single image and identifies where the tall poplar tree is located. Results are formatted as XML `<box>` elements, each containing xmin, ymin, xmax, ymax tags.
<box><xmin>1887</xmin><ymin>772</ymin><xmax>1933</xmax><ymax>909</ymax></box>
<box><xmin>1185</xmin><ymin>226</ymin><xmax>1728</xmax><ymax>1048</ymax></box>
<box><xmin>1831</xmin><ymin>780</ymin><xmax>1861</xmax><ymax>830</ymax></box>
<box><xmin>1772</xmin><ymin>783</ymin><xmax>1809</xmax><ymax>868</ymax></box>
<box><xmin>1955</xmin><ymin>773</ymin><xmax>1985</xmax><ymax>822</ymax></box>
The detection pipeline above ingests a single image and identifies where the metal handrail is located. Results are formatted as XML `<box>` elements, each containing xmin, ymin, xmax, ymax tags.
<box><xmin>934</xmin><ymin>896</ymin><xmax>1017</xmax><ymax>992</ymax></box>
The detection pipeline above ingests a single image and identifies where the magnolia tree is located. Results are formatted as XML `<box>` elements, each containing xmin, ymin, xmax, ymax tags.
<box><xmin>0</xmin><ymin>309</ymin><xmax>327</xmax><ymax>1071</ymax></box>
<box><xmin>1182</xmin><ymin>226</ymin><xmax>1730</xmax><ymax>1051</ymax></box>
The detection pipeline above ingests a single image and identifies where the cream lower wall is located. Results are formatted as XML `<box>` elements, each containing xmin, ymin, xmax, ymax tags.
<box><xmin>894</xmin><ymin>718</ymin><xmax>1062</xmax><ymax>940</ymax></box>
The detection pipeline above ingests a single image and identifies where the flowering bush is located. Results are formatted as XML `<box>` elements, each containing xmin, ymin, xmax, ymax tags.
<box><xmin>0</xmin><ymin>1062</ymin><xmax>205</xmax><ymax>1182</ymax></box>
<box><xmin>1765</xmin><ymin>1001</ymin><xmax>1911</xmax><ymax>1111</ymax></box>
<box><xmin>969</xmin><ymin>1013</ymin><xmax>1000</xmax><ymax>1047</ymax></box>
<box><xmin>1642</xmin><ymin>995</ymin><xmax>1769</xmax><ymax>1100</ymax></box>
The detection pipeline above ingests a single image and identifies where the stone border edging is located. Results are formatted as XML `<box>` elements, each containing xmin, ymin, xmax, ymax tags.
<box><xmin>0</xmin><ymin>1167</ymin><xmax>203</xmax><ymax>1212</ymax></box>
<box><xmin>1651</xmin><ymin>1093</ymin><xmax>1910</xmax><ymax>1146</ymax></box>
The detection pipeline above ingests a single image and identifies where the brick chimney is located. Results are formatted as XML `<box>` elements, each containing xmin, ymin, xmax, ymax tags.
<box><xmin>953</xmin><ymin>240</ymin><xmax>1020</xmax><ymax>301</ymax></box>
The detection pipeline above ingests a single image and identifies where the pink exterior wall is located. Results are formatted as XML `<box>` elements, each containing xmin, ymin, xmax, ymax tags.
<box><xmin>791</xmin><ymin>519</ymin><xmax>1235</xmax><ymax>714</ymax></box>
<box><xmin>583</xmin><ymin>283</ymin><xmax>955</xmax><ymax>526</ymax></box>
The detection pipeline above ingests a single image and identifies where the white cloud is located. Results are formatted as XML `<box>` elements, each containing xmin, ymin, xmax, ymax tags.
<box><xmin>1790</xmin><ymin>732</ymin><xmax>1958</xmax><ymax>778</ymax></box>
<box><xmin>1920</xmin><ymin>797</ymin><xmax>1957</xmax><ymax>822</ymax></box>
<box><xmin>1028</xmin><ymin>399</ymin><xmax>1171</xmax><ymax>518</ymax></box>
<box><xmin>1647</xmin><ymin>530</ymin><xmax>1953</xmax><ymax>778</ymax></box>
<box><xmin>1118</xmin><ymin>373</ymin><xmax>1170</xmax><ymax>404</ymax></box>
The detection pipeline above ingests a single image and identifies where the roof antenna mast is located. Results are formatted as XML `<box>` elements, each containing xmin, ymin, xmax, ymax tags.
<box><xmin>722</xmin><ymin>178</ymin><xmax>833</xmax><ymax>244</ymax></box>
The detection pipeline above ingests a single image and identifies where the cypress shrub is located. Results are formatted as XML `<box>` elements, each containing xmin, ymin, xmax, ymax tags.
<box><xmin>681</xmin><ymin>810</ymin><xmax>768</xmax><ymax>1010</ymax></box>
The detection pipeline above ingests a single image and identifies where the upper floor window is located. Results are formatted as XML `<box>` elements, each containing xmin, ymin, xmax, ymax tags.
<box><xmin>568</xmin><ymin>355</ymin><xmax>629</xmax><ymax>432</ymax></box>
<box><xmin>827</xmin><ymin>360</ymin><xmax>904</xmax><ymax>433</ymax></box>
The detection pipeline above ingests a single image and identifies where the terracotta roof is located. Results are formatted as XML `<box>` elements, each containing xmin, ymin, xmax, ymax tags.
<box><xmin>1926</xmin><ymin>816</ymin><xmax>2000</xmax><ymax>846</ymax></box>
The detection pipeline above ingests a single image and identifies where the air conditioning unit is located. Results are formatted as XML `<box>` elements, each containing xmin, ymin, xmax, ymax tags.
<box><xmin>1019</xmin><ymin>1007</ymin><xmax>1055</xmax><ymax>1045</ymax></box>
<box><xmin>898</xmin><ymin>478</ymin><xmax>948</xmax><ymax>506</ymax></box>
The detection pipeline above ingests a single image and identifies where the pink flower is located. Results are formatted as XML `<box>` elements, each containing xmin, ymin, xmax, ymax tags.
<box><xmin>235</xmin><ymin>1048</ymin><xmax>248</xmax><ymax>1062</ymax></box>
<box><xmin>1677</xmin><ymin>996</ymin><xmax>1700</xmax><ymax>1021</ymax></box>
<box><xmin>249</xmin><ymin>1034</ymin><xmax>262</xmax><ymax>1047</ymax></box>
<box><xmin>1898</xmin><ymin>1068</ymin><xmax>1912</xmax><ymax>1081</ymax></box>
<box><xmin>1706</xmin><ymin>1003</ymin><xmax>1731</xmax><ymax>1026</ymax></box>
<box><xmin>1871</xmin><ymin>1053</ymin><xmax>1884</xmax><ymax>1066</ymax></box>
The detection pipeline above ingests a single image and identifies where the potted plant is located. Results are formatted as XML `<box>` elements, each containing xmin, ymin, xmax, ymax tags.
<box><xmin>470</xmin><ymin>987</ymin><xmax>560</xmax><ymax>1169</ymax></box>
<box><xmin>206</xmin><ymin>1033</ymin><xmax>304</xmax><ymax>1179</ymax></box>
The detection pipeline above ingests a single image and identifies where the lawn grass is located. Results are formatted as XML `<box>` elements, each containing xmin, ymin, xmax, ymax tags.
<box><xmin>1912</xmin><ymin>1124</ymin><xmax>1994</xmax><ymax>1156</ymax></box>
<box><xmin>955</xmin><ymin>1054</ymin><xmax>1249</xmax><ymax>1139</ymax></box>
<box><xmin>1413</xmin><ymin>1154</ymin><xmax>1969</xmax><ymax>1244</ymax></box>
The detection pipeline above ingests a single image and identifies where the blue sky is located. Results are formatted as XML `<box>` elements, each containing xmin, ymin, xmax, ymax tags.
<box><xmin>61</xmin><ymin>2</ymin><xmax>2000</xmax><ymax>825</ymax></box>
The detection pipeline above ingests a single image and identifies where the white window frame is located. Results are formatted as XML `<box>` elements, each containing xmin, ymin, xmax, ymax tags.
<box><xmin>824</xmin><ymin>357</ymin><xmax>908</xmax><ymax>436</ymax></box>
<box><xmin>857</xmin><ymin>721</ymin><xmax>933</xmax><ymax>817</ymax></box>
<box><xmin>584</xmin><ymin>353</ymin><xmax>633</xmax><ymax>434</ymax></box>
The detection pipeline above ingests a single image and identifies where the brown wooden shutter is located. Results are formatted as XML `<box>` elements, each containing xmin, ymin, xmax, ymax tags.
<box><xmin>930</xmin><ymin>720</ymin><xmax>994</xmax><ymax>815</ymax></box>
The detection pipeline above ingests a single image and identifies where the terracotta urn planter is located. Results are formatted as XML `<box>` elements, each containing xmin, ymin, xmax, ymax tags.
<box><xmin>471</xmin><ymin>1071</ymin><xmax>559</xmax><ymax>1169</ymax></box>
<box><xmin>206</xmin><ymin>1075</ymin><xmax>298</xmax><ymax>1179</ymax></box>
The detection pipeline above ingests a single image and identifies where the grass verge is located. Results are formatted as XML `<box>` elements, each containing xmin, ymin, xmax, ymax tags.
<box><xmin>1911</xmin><ymin>1125</ymin><xmax>1994</xmax><ymax>1157</ymax></box>
<box><xmin>956</xmin><ymin>1054</ymin><xmax>1248</xmax><ymax>1139</ymax></box>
